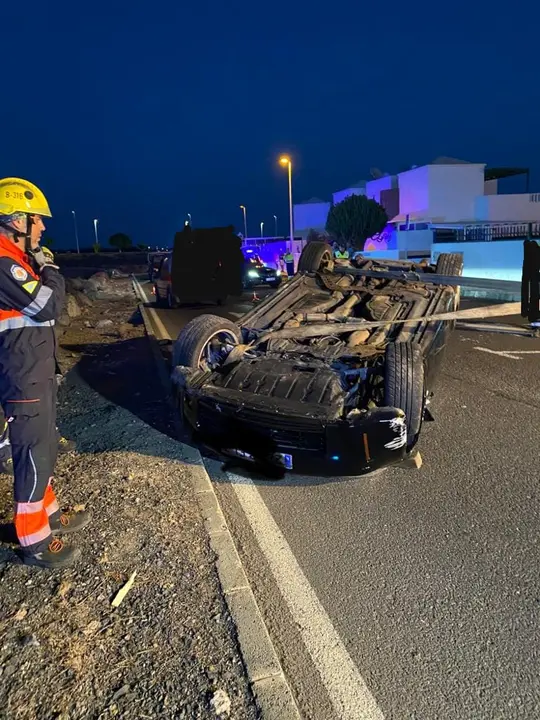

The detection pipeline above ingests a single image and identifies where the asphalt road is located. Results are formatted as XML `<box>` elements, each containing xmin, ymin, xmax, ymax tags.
<box><xmin>146</xmin><ymin>282</ymin><xmax>540</xmax><ymax>720</ymax></box>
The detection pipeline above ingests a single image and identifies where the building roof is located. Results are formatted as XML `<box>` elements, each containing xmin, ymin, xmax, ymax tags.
<box><xmin>297</xmin><ymin>197</ymin><xmax>329</xmax><ymax>205</ymax></box>
<box><xmin>484</xmin><ymin>167</ymin><xmax>529</xmax><ymax>181</ymax></box>
<box><xmin>430</xmin><ymin>156</ymin><xmax>476</xmax><ymax>165</ymax></box>
<box><xmin>333</xmin><ymin>180</ymin><xmax>367</xmax><ymax>194</ymax></box>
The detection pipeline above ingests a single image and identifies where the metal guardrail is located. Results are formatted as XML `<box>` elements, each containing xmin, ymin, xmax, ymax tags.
<box><xmin>434</xmin><ymin>223</ymin><xmax>540</xmax><ymax>244</ymax></box>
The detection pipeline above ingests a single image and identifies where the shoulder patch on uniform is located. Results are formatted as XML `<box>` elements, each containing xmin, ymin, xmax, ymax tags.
<box><xmin>10</xmin><ymin>265</ymin><xmax>28</xmax><ymax>282</ymax></box>
<box><xmin>22</xmin><ymin>280</ymin><xmax>38</xmax><ymax>294</ymax></box>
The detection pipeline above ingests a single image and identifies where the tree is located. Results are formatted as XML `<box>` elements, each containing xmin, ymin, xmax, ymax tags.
<box><xmin>92</xmin><ymin>242</ymin><xmax>101</xmax><ymax>253</ymax></box>
<box><xmin>326</xmin><ymin>194</ymin><xmax>388</xmax><ymax>250</ymax></box>
<box><xmin>109</xmin><ymin>233</ymin><xmax>132</xmax><ymax>252</ymax></box>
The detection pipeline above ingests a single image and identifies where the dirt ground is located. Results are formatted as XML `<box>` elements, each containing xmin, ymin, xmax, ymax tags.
<box><xmin>0</xmin><ymin>280</ymin><xmax>259</xmax><ymax>720</ymax></box>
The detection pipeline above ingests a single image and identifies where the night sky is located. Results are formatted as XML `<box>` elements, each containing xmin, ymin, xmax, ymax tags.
<box><xmin>2</xmin><ymin>1</ymin><xmax>538</xmax><ymax>250</ymax></box>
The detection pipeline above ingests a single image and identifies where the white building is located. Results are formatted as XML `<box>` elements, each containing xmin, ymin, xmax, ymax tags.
<box><xmin>291</xmin><ymin>157</ymin><xmax>538</xmax><ymax>280</ymax></box>
<box><xmin>332</xmin><ymin>181</ymin><xmax>366</xmax><ymax>205</ymax></box>
<box><xmin>389</xmin><ymin>157</ymin><xmax>539</xmax><ymax>226</ymax></box>
<box><xmin>293</xmin><ymin>197</ymin><xmax>331</xmax><ymax>240</ymax></box>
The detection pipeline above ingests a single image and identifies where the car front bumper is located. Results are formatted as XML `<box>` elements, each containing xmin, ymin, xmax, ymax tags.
<box><xmin>180</xmin><ymin>389</ymin><xmax>409</xmax><ymax>477</ymax></box>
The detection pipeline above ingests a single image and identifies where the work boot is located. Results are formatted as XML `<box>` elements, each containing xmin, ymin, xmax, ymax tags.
<box><xmin>50</xmin><ymin>509</ymin><xmax>91</xmax><ymax>535</ymax></box>
<box><xmin>20</xmin><ymin>538</ymin><xmax>81</xmax><ymax>569</ymax></box>
<box><xmin>57</xmin><ymin>434</ymin><xmax>76</xmax><ymax>453</ymax></box>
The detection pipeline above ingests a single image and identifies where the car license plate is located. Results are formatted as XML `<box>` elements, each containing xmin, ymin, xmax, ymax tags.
<box><xmin>274</xmin><ymin>453</ymin><xmax>293</xmax><ymax>470</ymax></box>
<box><xmin>227</xmin><ymin>449</ymin><xmax>293</xmax><ymax>470</ymax></box>
<box><xmin>266</xmin><ymin>277</ymin><xmax>275</xmax><ymax>282</ymax></box>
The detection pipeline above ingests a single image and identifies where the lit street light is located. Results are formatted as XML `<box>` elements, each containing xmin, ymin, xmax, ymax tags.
<box><xmin>260</xmin><ymin>221</ymin><xmax>264</xmax><ymax>237</ymax></box>
<box><xmin>279</xmin><ymin>155</ymin><xmax>294</xmax><ymax>252</ymax></box>
<box><xmin>187</xmin><ymin>213</ymin><xmax>192</xmax><ymax>225</ymax></box>
<box><xmin>71</xmin><ymin>210</ymin><xmax>80</xmax><ymax>254</ymax></box>
<box><xmin>240</xmin><ymin>205</ymin><xmax>247</xmax><ymax>238</ymax></box>
<box><xmin>93</xmin><ymin>218</ymin><xmax>99</xmax><ymax>247</ymax></box>
<box><xmin>273</xmin><ymin>214</ymin><xmax>278</xmax><ymax>238</ymax></box>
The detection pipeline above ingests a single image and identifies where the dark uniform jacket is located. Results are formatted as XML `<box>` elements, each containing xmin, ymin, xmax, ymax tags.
<box><xmin>0</xmin><ymin>235</ymin><xmax>65</xmax><ymax>398</ymax></box>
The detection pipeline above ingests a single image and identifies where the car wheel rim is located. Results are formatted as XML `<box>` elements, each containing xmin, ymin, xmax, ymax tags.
<box><xmin>321</xmin><ymin>251</ymin><xmax>334</xmax><ymax>271</ymax></box>
<box><xmin>198</xmin><ymin>331</ymin><xmax>237</xmax><ymax>371</ymax></box>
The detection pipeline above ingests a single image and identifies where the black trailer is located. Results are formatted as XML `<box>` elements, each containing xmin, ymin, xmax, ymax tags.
<box><xmin>170</xmin><ymin>225</ymin><xmax>244</xmax><ymax>305</ymax></box>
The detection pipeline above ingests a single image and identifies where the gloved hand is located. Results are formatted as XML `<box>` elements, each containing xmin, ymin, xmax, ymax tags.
<box><xmin>30</xmin><ymin>247</ymin><xmax>59</xmax><ymax>271</ymax></box>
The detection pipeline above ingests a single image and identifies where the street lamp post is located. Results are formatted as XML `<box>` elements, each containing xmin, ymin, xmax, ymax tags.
<box><xmin>279</xmin><ymin>156</ymin><xmax>294</xmax><ymax>253</ymax></box>
<box><xmin>260</xmin><ymin>221</ymin><xmax>264</xmax><ymax>238</ymax></box>
<box><xmin>240</xmin><ymin>205</ymin><xmax>247</xmax><ymax>239</ymax></box>
<box><xmin>71</xmin><ymin>210</ymin><xmax>80</xmax><ymax>254</ymax></box>
<box><xmin>93</xmin><ymin>218</ymin><xmax>99</xmax><ymax>247</ymax></box>
<box><xmin>273</xmin><ymin>214</ymin><xmax>278</xmax><ymax>239</ymax></box>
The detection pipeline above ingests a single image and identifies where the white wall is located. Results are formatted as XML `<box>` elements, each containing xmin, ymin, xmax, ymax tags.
<box><xmin>332</xmin><ymin>187</ymin><xmax>365</xmax><ymax>204</ymax></box>
<box><xmin>395</xmin><ymin>229</ymin><xmax>433</xmax><ymax>253</ymax></box>
<box><xmin>428</xmin><ymin>164</ymin><xmax>485</xmax><ymax>222</ymax></box>
<box><xmin>474</xmin><ymin>194</ymin><xmax>540</xmax><ymax>222</ymax></box>
<box><xmin>398</xmin><ymin>163</ymin><xmax>486</xmax><ymax>222</ymax></box>
<box><xmin>365</xmin><ymin>176</ymin><xmax>396</xmax><ymax>203</ymax></box>
<box><xmin>431</xmin><ymin>240</ymin><xmax>524</xmax><ymax>282</ymax></box>
<box><xmin>358</xmin><ymin>249</ymin><xmax>400</xmax><ymax>260</ymax></box>
<box><xmin>398</xmin><ymin>166</ymin><xmax>430</xmax><ymax>216</ymax></box>
<box><xmin>293</xmin><ymin>202</ymin><xmax>330</xmax><ymax>233</ymax></box>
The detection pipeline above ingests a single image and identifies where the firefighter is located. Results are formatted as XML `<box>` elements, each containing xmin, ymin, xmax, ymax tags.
<box><xmin>0</xmin><ymin>178</ymin><xmax>89</xmax><ymax>568</ymax></box>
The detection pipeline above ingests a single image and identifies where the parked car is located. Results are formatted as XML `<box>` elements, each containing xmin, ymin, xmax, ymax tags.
<box><xmin>171</xmin><ymin>242</ymin><xmax>463</xmax><ymax>477</ymax></box>
<box><xmin>147</xmin><ymin>251</ymin><xmax>168</xmax><ymax>283</ymax></box>
<box><xmin>153</xmin><ymin>252</ymin><xmax>177</xmax><ymax>307</ymax></box>
<box><xmin>243</xmin><ymin>254</ymin><xmax>282</xmax><ymax>289</ymax></box>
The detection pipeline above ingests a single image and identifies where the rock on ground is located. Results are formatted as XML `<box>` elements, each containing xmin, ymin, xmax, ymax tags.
<box><xmin>65</xmin><ymin>294</ymin><xmax>81</xmax><ymax>318</ymax></box>
<box><xmin>0</xmin><ymin>291</ymin><xmax>259</xmax><ymax>720</ymax></box>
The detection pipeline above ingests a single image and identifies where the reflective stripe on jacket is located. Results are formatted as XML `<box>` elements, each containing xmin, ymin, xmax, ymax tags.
<box><xmin>0</xmin><ymin>235</ymin><xmax>65</xmax><ymax>395</ymax></box>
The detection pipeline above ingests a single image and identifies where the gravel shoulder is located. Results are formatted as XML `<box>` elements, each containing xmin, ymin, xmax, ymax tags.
<box><xmin>0</xmin><ymin>281</ymin><xmax>259</xmax><ymax>720</ymax></box>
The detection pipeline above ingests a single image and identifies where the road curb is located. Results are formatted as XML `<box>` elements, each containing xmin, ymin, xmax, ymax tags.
<box><xmin>131</xmin><ymin>278</ymin><xmax>301</xmax><ymax>720</ymax></box>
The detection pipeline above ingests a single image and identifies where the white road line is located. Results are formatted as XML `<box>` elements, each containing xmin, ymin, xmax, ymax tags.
<box><xmin>132</xmin><ymin>277</ymin><xmax>150</xmax><ymax>303</ymax></box>
<box><xmin>229</xmin><ymin>473</ymin><xmax>384</xmax><ymax>720</ymax></box>
<box><xmin>132</xmin><ymin>278</ymin><xmax>172</xmax><ymax>341</ymax></box>
<box><xmin>474</xmin><ymin>347</ymin><xmax>540</xmax><ymax>360</ymax></box>
<box><xmin>474</xmin><ymin>347</ymin><xmax>522</xmax><ymax>360</ymax></box>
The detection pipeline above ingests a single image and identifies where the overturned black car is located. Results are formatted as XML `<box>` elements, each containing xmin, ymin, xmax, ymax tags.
<box><xmin>171</xmin><ymin>242</ymin><xmax>463</xmax><ymax>477</ymax></box>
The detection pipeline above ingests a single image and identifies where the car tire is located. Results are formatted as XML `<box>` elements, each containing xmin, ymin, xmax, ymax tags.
<box><xmin>384</xmin><ymin>341</ymin><xmax>425</xmax><ymax>450</ymax></box>
<box><xmin>297</xmin><ymin>241</ymin><xmax>334</xmax><ymax>273</ymax></box>
<box><xmin>436</xmin><ymin>252</ymin><xmax>463</xmax><ymax>311</ymax></box>
<box><xmin>173</xmin><ymin>314</ymin><xmax>241</xmax><ymax>370</ymax></box>
<box><xmin>436</xmin><ymin>252</ymin><xmax>463</xmax><ymax>282</ymax></box>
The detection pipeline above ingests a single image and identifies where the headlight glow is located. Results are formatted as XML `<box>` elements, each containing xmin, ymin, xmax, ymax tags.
<box><xmin>247</xmin><ymin>269</ymin><xmax>260</xmax><ymax>278</ymax></box>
